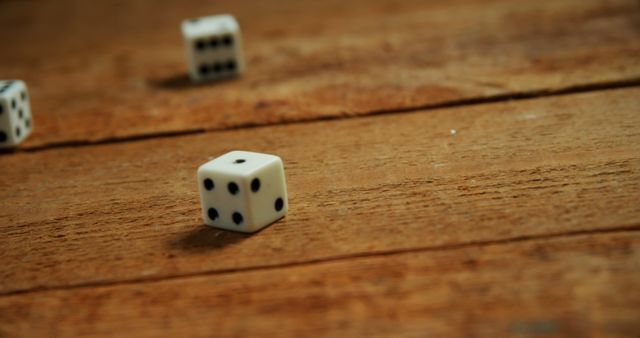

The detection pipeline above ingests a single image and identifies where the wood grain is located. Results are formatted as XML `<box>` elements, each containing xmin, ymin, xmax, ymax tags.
<box><xmin>1</xmin><ymin>87</ymin><xmax>638</xmax><ymax>294</ymax></box>
<box><xmin>1</xmin><ymin>231</ymin><xmax>638</xmax><ymax>337</ymax></box>
<box><xmin>0</xmin><ymin>0</ymin><xmax>639</xmax><ymax>148</ymax></box>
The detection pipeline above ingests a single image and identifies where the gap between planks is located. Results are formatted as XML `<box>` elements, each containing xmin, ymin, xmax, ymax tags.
<box><xmin>2</xmin><ymin>76</ymin><xmax>640</xmax><ymax>155</ymax></box>
<box><xmin>2</xmin><ymin>222</ymin><xmax>638</xmax><ymax>298</ymax></box>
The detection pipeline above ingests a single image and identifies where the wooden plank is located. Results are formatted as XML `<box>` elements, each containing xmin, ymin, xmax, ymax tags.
<box><xmin>1</xmin><ymin>87</ymin><xmax>639</xmax><ymax>294</ymax></box>
<box><xmin>0</xmin><ymin>0</ymin><xmax>639</xmax><ymax>148</ymax></box>
<box><xmin>0</xmin><ymin>232</ymin><xmax>638</xmax><ymax>337</ymax></box>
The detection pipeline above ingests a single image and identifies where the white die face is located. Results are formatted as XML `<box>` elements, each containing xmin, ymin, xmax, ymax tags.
<box><xmin>181</xmin><ymin>14</ymin><xmax>245</xmax><ymax>82</ymax></box>
<box><xmin>197</xmin><ymin>151</ymin><xmax>288</xmax><ymax>233</ymax></box>
<box><xmin>0</xmin><ymin>80</ymin><xmax>32</xmax><ymax>148</ymax></box>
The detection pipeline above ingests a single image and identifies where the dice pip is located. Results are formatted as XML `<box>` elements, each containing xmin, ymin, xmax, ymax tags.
<box><xmin>198</xmin><ymin>151</ymin><xmax>288</xmax><ymax>233</ymax></box>
<box><xmin>0</xmin><ymin>80</ymin><xmax>32</xmax><ymax>148</ymax></box>
<box><xmin>181</xmin><ymin>14</ymin><xmax>245</xmax><ymax>82</ymax></box>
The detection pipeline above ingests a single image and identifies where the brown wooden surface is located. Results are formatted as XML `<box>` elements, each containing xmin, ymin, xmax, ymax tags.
<box><xmin>1</xmin><ymin>232</ymin><xmax>639</xmax><ymax>337</ymax></box>
<box><xmin>0</xmin><ymin>0</ymin><xmax>639</xmax><ymax>148</ymax></box>
<box><xmin>1</xmin><ymin>0</ymin><xmax>640</xmax><ymax>337</ymax></box>
<box><xmin>1</xmin><ymin>87</ymin><xmax>639</xmax><ymax>295</ymax></box>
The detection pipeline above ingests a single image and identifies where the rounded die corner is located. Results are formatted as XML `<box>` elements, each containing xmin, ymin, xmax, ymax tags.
<box><xmin>196</xmin><ymin>161</ymin><xmax>211</xmax><ymax>173</ymax></box>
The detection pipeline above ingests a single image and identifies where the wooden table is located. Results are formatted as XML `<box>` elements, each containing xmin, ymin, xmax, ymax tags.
<box><xmin>1</xmin><ymin>0</ymin><xmax>639</xmax><ymax>336</ymax></box>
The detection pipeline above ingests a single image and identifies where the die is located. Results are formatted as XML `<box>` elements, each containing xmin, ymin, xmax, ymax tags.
<box><xmin>0</xmin><ymin>80</ymin><xmax>32</xmax><ymax>148</ymax></box>
<box><xmin>181</xmin><ymin>14</ymin><xmax>245</xmax><ymax>82</ymax></box>
<box><xmin>197</xmin><ymin>151</ymin><xmax>288</xmax><ymax>233</ymax></box>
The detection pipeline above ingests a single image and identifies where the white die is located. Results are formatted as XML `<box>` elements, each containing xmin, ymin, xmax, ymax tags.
<box><xmin>197</xmin><ymin>151</ymin><xmax>288</xmax><ymax>233</ymax></box>
<box><xmin>181</xmin><ymin>14</ymin><xmax>245</xmax><ymax>82</ymax></box>
<box><xmin>0</xmin><ymin>80</ymin><xmax>32</xmax><ymax>148</ymax></box>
